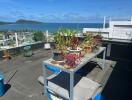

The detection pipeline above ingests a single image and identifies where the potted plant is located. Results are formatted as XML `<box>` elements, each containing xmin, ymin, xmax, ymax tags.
<box><xmin>83</xmin><ymin>34</ymin><xmax>93</xmax><ymax>53</ymax></box>
<box><xmin>70</xmin><ymin>35</ymin><xmax>79</xmax><ymax>50</ymax></box>
<box><xmin>64</xmin><ymin>53</ymin><xmax>78</xmax><ymax>69</ymax></box>
<box><xmin>2</xmin><ymin>50</ymin><xmax>11</xmax><ymax>61</ymax></box>
<box><xmin>22</xmin><ymin>45</ymin><xmax>33</xmax><ymax>57</ymax></box>
<box><xmin>92</xmin><ymin>33</ymin><xmax>102</xmax><ymax>52</ymax></box>
<box><xmin>53</xmin><ymin>31</ymin><xmax>65</xmax><ymax>61</ymax></box>
<box><xmin>67</xmin><ymin>35</ymin><xmax>83</xmax><ymax>56</ymax></box>
<box><xmin>58</xmin><ymin>28</ymin><xmax>76</xmax><ymax>47</ymax></box>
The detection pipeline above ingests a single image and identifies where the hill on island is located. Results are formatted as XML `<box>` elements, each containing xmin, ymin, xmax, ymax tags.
<box><xmin>16</xmin><ymin>19</ymin><xmax>43</xmax><ymax>24</ymax></box>
<box><xmin>0</xmin><ymin>19</ymin><xmax>43</xmax><ymax>25</ymax></box>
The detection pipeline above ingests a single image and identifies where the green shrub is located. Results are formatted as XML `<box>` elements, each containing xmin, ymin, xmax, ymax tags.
<box><xmin>33</xmin><ymin>31</ymin><xmax>45</xmax><ymax>42</ymax></box>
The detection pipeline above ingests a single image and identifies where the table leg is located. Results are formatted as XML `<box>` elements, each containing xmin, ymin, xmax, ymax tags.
<box><xmin>43</xmin><ymin>64</ymin><xmax>47</xmax><ymax>95</ymax></box>
<box><xmin>106</xmin><ymin>43</ymin><xmax>111</xmax><ymax>57</ymax></box>
<box><xmin>70</xmin><ymin>73</ymin><xmax>74</xmax><ymax>100</ymax></box>
<box><xmin>103</xmin><ymin>48</ymin><xmax>106</xmax><ymax>69</ymax></box>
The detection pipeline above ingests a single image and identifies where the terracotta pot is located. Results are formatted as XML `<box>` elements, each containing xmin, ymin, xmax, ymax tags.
<box><xmin>84</xmin><ymin>46</ymin><xmax>92</xmax><ymax>53</ymax></box>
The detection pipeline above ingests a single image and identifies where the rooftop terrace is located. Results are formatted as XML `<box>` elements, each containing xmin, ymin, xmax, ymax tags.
<box><xmin>0</xmin><ymin>46</ymin><xmax>131</xmax><ymax>100</ymax></box>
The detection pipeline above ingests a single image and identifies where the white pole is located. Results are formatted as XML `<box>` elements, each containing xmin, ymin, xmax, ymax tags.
<box><xmin>109</xmin><ymin>17</ymin><xmax>111</xmax><ymax>28</ymax></box>
<box><xmin>15</xmin><ymin>33</ymin><xmax>18</xmax><ymax>47</ymax></box>
<box><xmin>46</xmin><ymin>30</ymin><xmax>48</xmax><ymax>42</ymax></box>
<box><xmin>131</xmin><ymin>16</ymin><xmax>132</xmax><ymax>23</ymax></box>
<box><xmin>3</xmin><ymin>35</ymin><xmax>6</xmax><ymax>45</ymax></box>
<box><xmin>44</xmin><ymin>30</ymin><xmax>51</xmax><ymax>49</ymax></box>
<box><xmin>103</xmin><ymin>16</ymin><xmax>106</xmax><ymax>28</ymax></box>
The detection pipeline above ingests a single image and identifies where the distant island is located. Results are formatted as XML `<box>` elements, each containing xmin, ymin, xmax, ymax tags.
<box><xmin>16</xmin><ymin>19</ymin><xmax>43</xmax><ymax>24</ymax></box>
<box><xmin>0</xmin><ymin>19</ymin><xmax>43</xmax><ymax>25</ymax></box>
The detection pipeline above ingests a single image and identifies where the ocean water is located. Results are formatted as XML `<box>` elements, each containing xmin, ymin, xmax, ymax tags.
<box><xmin>0</xmin><ymin>23</ymin><xmax>108</xmax><ymax>33</ymax></box>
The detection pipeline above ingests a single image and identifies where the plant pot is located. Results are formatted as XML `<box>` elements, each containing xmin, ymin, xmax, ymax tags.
<box><xmin>53</xmin><ymin>51</ymin><xmax>64</xmax><ymax>61</ymax></box>
<box><xmin>71</xmin><ymin>45</ymin><xmax>77</xmax><ymax>50</ymax></box>
<box><xmin>67</xmin><ymin>47</ymin><xmax>82</xmax><ymax>56</ymax></box>
<box><xmin>84</xmin><ymin>46</ymin><xmax>92</xmax><ymax>53</ymax></box>
<box><xmin>24</xmin><ymin>51</ymin><xmax>33</xmax><ymax>57</ymax></box>
<box><xmin>92</xmin><ymin>46</ymin><xmax>99</xmax><ymax>53</ymax></box>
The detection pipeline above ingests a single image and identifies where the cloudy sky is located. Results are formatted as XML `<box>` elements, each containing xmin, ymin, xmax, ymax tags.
<box><xmin>0</xmin><ymin>0</ymin><xmax>132</xmax><ymax>23</ymax></box>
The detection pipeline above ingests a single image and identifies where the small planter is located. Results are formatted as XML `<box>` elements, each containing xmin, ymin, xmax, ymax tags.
<box><xmin>2</xmin><ymin>50</ymin><xmax>11</xmax><ymax>60</ymax></box>
<box><xmin>52</xmin><ymin>51</ymin><xmax>64</xmax><ymax>61</ymax></box>
<box><xmin>92</xmin><ymin>46</ymin><xmax>99</xmax><ymax>53</ymax></box>
<box><xmin>67</xmin><ymin>47</ymin><xmax>82</xmax><ymax>56</ymax></box>
<box><xmin>67</xmin><ymin>47</ymin><xmax>82</xmax><ymax>52</ymax></box>
<box><xmin>71</xmin><ymin>45</ymin><xmax>77</xmax><ymax>50</ymax></box>
<box><xmin>22</xmin><ymin>45</ymin><xmax>33</xmax><ymax>57</ymax></box>
<box><xmin>24</xmin><ymin>51</ymin><xmax>33</xmax><ymax>57</ymax></box>
<box><xmin>84</xmin><ymin>46</ymin><xmax>92</xmax><ymax>53</ymax></box>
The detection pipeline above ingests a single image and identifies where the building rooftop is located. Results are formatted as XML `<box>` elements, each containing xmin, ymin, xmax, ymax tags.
<box><xmin>0</xmin><ymin>47</ymin><xmax>131</xmax><ymax>100</ymax></box>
